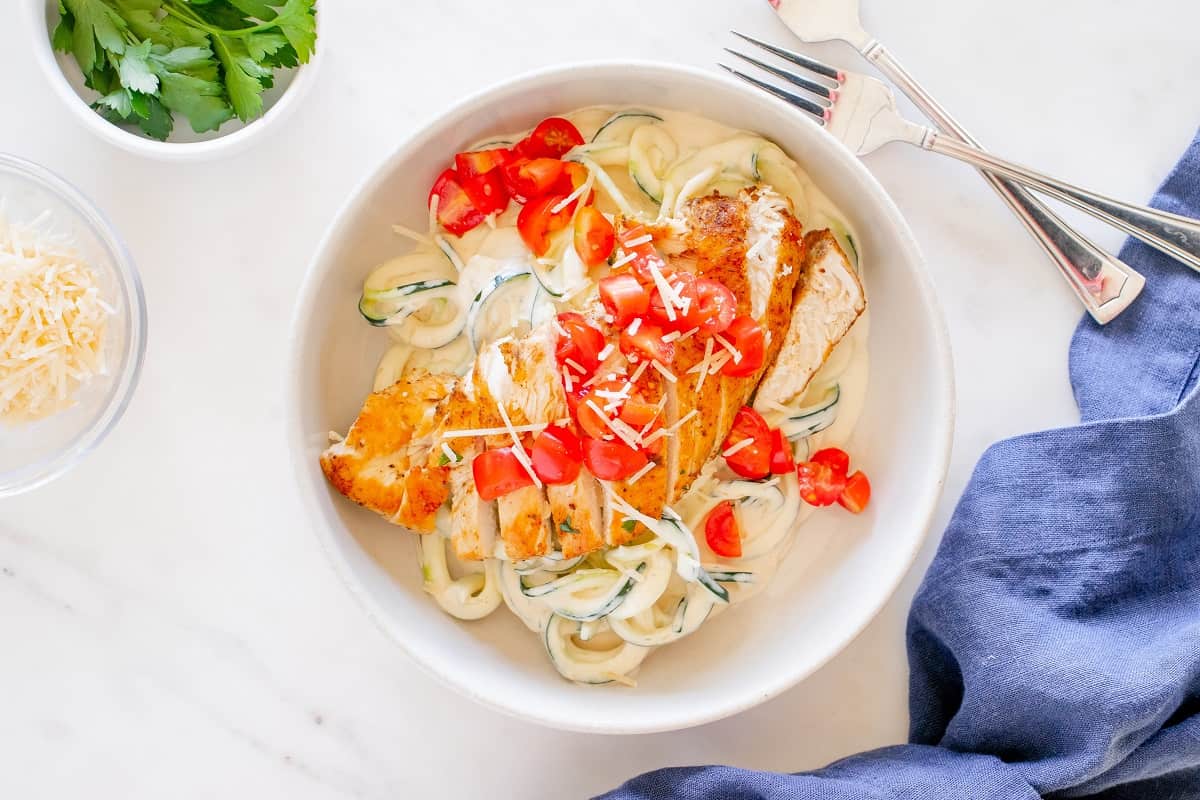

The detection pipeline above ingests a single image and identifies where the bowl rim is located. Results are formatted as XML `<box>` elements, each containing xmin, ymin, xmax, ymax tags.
<box><xmin>285</xmin><ymin>59</ymin><xmax>956</xmax><ymax>734</ymax></box>
<box><xmin>0</xmin><ymin>152</ymin><xmax>148</xmax><ymax>497</ymax></box>
<box><xmin>23</xmin><ymin>0</ymin><xmax>323</xmax><ymax>162</ymax></box>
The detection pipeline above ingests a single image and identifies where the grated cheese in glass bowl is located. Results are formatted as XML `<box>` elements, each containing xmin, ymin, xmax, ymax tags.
<box><xmin>0</xmin><ymin>154</ymin><xmax>146</xmax><ymax>496</ymax></box>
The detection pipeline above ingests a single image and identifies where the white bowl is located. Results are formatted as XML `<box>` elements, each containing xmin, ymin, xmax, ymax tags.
<box><xmin>25</xmin><ymin>0</ymin><xmax>321</xmax><ymax>161</ymax></box>
<box><xmin>286</xmin><ymin>62</ymin><xmax>954</xmax><ymax>734</ymax></box>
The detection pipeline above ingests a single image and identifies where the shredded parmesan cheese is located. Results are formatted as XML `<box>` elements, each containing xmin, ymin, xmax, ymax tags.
<box><xmin>0</xmin><ymin>213</ymin><xmax>111</xmax><ymax>424</ymax></box>
<box><xmin>650</xmin><ymin>359</ymin><xmax>677</xmax><ymax>383</ymax></box>
<box><xmin>611</xmin><ymin>251</ymin><xmax>637</xmax><ymax>269</ymax></box>
<box><xmin>722</xmin><ymin>437</ymin><xmax>754</xmax><ymax>458</ymax></box>
<box><xmin>597</xmin><ymin>343</ymin><xmax>614</xmax><ymax>361</ymax></box>
<box><xmin>627</xmin><ymin>317</ymin><xmax>642</xmax><ymax>336</ymax></box>
<box><xmin>625</xmin><ymin>461</ymin><xmax>656</xmax><ymax>486</ymax></box>
<box><xmin>623</xmin><ymin>234</ymin><xmax>652</xmax><ymax>248</ymax></box>
<box><xmin>713</xmin><ymin>333</ymin><xmax>743</xmax><ymax>363</ymax></box>
<box><xmin>391</xmin><ymin>223</ymin><xmax>431</xmax><ymax>244</ymax></box>
<box><xmin>441</xmin><ymin>422</ymin><xmax>548</xmax><ymax>439</ymax></box>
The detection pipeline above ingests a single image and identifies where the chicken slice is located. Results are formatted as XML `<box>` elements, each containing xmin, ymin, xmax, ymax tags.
<box><xmin>319</xmin><ymin>370</ymin><xmax>455</xmax><ymax>532</ymax></box>
<box><xmin>753</xmin><ymin>230</ymin><xmax>865</xmax><ymax>412</ymax></box>
<box><xmin>446</xmin><ymin>438</ymin><xmax>497</xmax><ymax>561</ymax></box>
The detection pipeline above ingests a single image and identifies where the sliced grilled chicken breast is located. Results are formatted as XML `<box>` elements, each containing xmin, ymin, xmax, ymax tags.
<box><xmin>655</xmin><ymin>188</ymin><xmax>805</xmax><ymax>503</ymax></box>
<box><xmin>754</xmin><ymin>230</ymin><xmax>865</xmax><ymax>413</ymax></box>
<box><xmin>319</xmin><ymin>371</ymin><xmax>454</xmax><ymax>532</ymax></box>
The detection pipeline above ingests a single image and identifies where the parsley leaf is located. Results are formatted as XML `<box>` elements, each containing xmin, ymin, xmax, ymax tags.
<box><xmin>117</xmin><ymin>40</ymin><xmax>159</xmax><ymax>94</ymax></box>
<box><xmin>560</xmin><ymin>517</ymin><xmax>577</xmax><ymax>534</ymax></box>
<box><xmin>63</xmin><ymin>0</ymin><xmax>127</xmax><ymax>74</ymax></box>
<box><xmin>621</xmin><ymin>519</ymin><xmax>637</xmax><ymax>533</ymax></box>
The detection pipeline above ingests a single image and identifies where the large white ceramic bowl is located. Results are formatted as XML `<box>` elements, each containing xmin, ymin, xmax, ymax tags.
<box><xmin>287</xmin><ymin>62</ymin><xmax>954</xmax><ymax>734</ymax></box>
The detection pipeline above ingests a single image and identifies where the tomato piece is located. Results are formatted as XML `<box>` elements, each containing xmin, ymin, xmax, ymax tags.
<box><xmin>795</xmin><ymin>461</ymin><xmax>847</xmax><ymax>507</ymax></box>
<box><xmin>503</xmin><ymin>158</ymin><xmax>565</xmax><ymax>203</ymax></box>
<box><xmin>647</xmin><ymin>271</ymin><xmax>693</xmax><ymax>331</ymax></box>
<box><xmin>769</xmin><ymin>428</ymin><xmax>795</xmax><ymax>475</ymax></box>
<box><xmin>704</xmin><ymin>500</ymin><xmax>742</xmax><ymax>558</ymax></box>
<box><xmin>572</xmin><ymin>378</ymin><xmax>625</xmax><ymax>439</ymax></box>
<box><xmin>554</xmin><ymin>312</ymin><xmax>606</xmax><ymax>375</ymax></box>
<box><xmin>684</xmin><ymin>278</ymin><xmax>737</xmax><ymax>335</ymax></box>
<box><xmin>811</xmin><ymin>447</ymin><xmax>850</xmax><ymax>479</ymax></box>
<box><xmin>428</xmin><ymin>168</ymin><xmax>485</xmax><ymax>236</ymax></box>
<box><xmin>520</xmin><ymin>117</ymin><xmax>585</xmax><ymax>159</ymax></box>
<box><xmin>619</xmin><ymin>322</ymin><xmax>675</xmax><ymax>365</ymax></box>
<box><xmin>460</xmin><ymin>169</ymin><xmax>509</xmax><ymax>216</ymax></box>
<box><xmin>555</xmin><ymin>161</ymin><xmax>594</xmax><ymax>201</ymax></box>
<box><xmin>618</xmin><ymin>226</ymin><xmax>670</xmax><ymax>285</ymax></box>
<box><xmin>618</xmin><ymin>397</ymin><xmax>660</xmax><ymax>431</ymax></box>
<box><xmin>721</xmin><ymin>406</ymin><xmax>771</xmax><ymax>479</ymax></box>
<box><xmin>838</xmin><ymin>470</ymin><xmax>871</xmax><ymax>513</ymax></box>
<box><xmin>720</xmin><ymin>316</ymin><xmax>766</xmax><ymax>378</ymax></box>
<box><xmin>518</xmin><ymin>194</ymin><xmax>573</xmax><ymax>256</ymax></box>
<box><xmin>575</xmin><ymin>206</ymin><xmax>616</xmax><ymax>268</ymax></box>
<box><xmin>454</xmin><ymin>147</ymin><xmax>513</xmax><ymax>180</ymax></box>
<box><xmin>472</xmin><ymin>447</ymin><xmax>534</xmax><ymax>501</ymax></box>
<box><xmin>530</xmin><ymin>425</ymin><xmax>583</xmax><ymax>485</ymax></box>
<box><xmin>598</xmin><ymin>273</ymin><xmax>650</xmax><ymax>326</ymax></box>
<box><xmin>582</xmin><ymin>437</ymin><xmax>648</xmax><ymax>481</ymax></box>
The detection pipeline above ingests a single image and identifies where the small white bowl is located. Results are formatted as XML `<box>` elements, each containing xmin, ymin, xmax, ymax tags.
<box><xmin>287</xmin><ymin>62</ymin><xmax>954</xmax><ymax>734</ymax></box>
<box><xmin>25</xmin><ymin>0</ymin><xmax>322</xmax><ymax>161</ymax></box>
<box><xmin>0</xmin><ymin>153</ymin><xmax>147</xmax><ymax>496</ymax></box>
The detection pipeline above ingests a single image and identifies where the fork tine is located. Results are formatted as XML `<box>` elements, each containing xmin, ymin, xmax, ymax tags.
<box><xmin>723</xmin><ymin>48</ymin><xmax>835</xmax><ymax>101</ymax></box>
<box><xmin>730</xmin><ymin>31</ymin><xmax>843</xmax><ymax>82</ymax></box>
<box><xmin>717</xmin><ymin>64</ymin><xmax>830</xmax><ymax>124</ymax></box>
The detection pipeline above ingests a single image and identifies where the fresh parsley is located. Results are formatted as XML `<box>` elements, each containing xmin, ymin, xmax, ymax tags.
<box><xmin>559</xmin><ymin>517</ymin><xmax>577</xmax><ymax>534</ymax></box>
<box><xmin>621</xmin><ymin>519</ymin><xmax>637</xmax><ymax>533</ymax></box>
<box><xmin>52</xmin><ymin>0</ymin><xmax>317</xmax><ymax>140</ymax></box>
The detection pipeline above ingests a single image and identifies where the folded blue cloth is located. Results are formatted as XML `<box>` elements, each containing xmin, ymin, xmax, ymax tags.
<box><xmin>599</xmin><ymin>129</ymin><xmax>1200</xmax><ymax>800</ymax></box>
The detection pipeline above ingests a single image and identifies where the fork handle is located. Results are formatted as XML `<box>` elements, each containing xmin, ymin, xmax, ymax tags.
<box><xmin>862</xmin><ymin>44</ymin><xmax>1144</xmax><ymax>322</ymax></box>
<box><xmin>925</xmin><ymin>133</ymin><xmax>1200</xmax><ymax>275</ymax></box>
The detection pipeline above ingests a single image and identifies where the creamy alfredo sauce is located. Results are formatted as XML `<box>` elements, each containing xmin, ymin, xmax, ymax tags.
<box><xmin>359</xmin><ymin>106</ymin><xmax>869</xmax><ymax>684</ymax></box>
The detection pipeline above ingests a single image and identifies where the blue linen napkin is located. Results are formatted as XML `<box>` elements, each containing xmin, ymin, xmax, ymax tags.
<box><xmin>598</xmin><ymin>129</ymin><xmax>1200</xmax><ymax>800</ymax></box>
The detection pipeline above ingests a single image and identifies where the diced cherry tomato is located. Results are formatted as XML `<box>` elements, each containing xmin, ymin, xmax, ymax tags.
<box><xmin>572</xmin><ymin>377</ymin><xmax>625</xmax><ymax>439</ymax></box>
<box><xmin>518</xmin><ymin>194</ymin><xmax>573</xmax><ymax>256</ymax></box>
<box><xmin>796</xmin><ymin>461</ymin><xmax>847</xmax><ymax>507</ymax></box>
<box><xmin>721</xmin><ymin>406</ymin><xmax>771</xmax><ymax>479</ymax></box>
<box><xmin>811</xmin><ymin>447</ymin><xmax>850</xmax><ymax>479</ymax></box>
<box><xmin>582</xmin><ymin>437</ymin><xmax>648</xmax><ymax>481</ymax></box>
<box><xmin>530</xmin><ymin>425</ymin><xmax>583</xmax><ymax>485</ymax></box>
<box><xmin>460</xmin><ymin>169</ymin><xmax>509</xmax><ymax>216</ymax></box>
<box><xmin>454</xmin><ymin>147</ymin><xmax>513</xmax><ymax>180</ymax></box>
<box><xmin>428</xmin><ymin>168</ymin><xmax>485</xmax><ymax>236</ymax></box>
<box><xmin>720</xmin><ymin>316</ymin><xmax>766</xmax><ymax>378</ymax></box>
<box><xmin>647</xmin><ymin>271</ymin><xmax>693</xmax><ymax>331</ymax></box>
<box><xmin>575</xmin><ymin>206</ymin><xmax>616</xmax><ymax>268</ymax></box>
<box><xmin>503</xmin><ymin>158</ymin><xmax>565</xmax><ymax>203</ymax></box>
<box><xmin>472</xmin><ymin>447</ymin><xmax>534</xmax><ymax>501</ymax></box>
<box><xmin>519</xmin><ymin>117</ymin><xmax>585</xmax><ymax>159</ymax></box>
<box><xmin>619</xmin><ymin>226</ymin><xmax>670</xmax><ymax>284</ymax></box>
<box><xmin>598</xmin><ymin>273</ymin><xmax>650</xmax><ymax>326</ymax></box>
<box><xmin>618</xmin><ymin>397</ymin><xmax>660</xmax><ymax>431</ymax></box>
<box><xmin>620</xmin><ymin>322</ymin><xmax>675</xmax><ymax>365</ymax></box>
<box><xmin>554</xmin><ymin>312</ymin><xmax>606</xmax><ymax>375</ymax></box>
<box><xmin>684</xmin><ymin>278</ymin><xmax>737</xmax><ymax>335</ymax></box>
<box><xmin>704</xmin><ymin>500</ymin><xmax>742</xmax><ymax>558</ymax></box>
<box><xmin>769</xmin><ymin>428</ymin><xmax>795</xmax><ymax>475</ymax></box>
<box><xmin>555</xmin><ymin>161</ymin><xmax>593</xmax><ymax>201</ymax></box>
<box><xmin>838</xmin><ymin>470</ymin><xmax>871</xmax><ymax>513</ymax></box>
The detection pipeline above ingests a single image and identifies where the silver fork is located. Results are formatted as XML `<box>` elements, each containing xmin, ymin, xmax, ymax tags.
<box><xmin>722</xmin><ymin>38</ymin><xmax>1200</xmax><ymax>319</ymax></box>
<box><xmin>754</xmin><ymin>1</ymin><xmax>1145</xmax><ymax>326</ymax></box>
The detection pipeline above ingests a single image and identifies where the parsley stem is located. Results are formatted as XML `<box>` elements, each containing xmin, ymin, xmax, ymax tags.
<box><xmin>161</xmin><ymin>1</ymin><xmax>282</xmax><ymax>37</ymax></box>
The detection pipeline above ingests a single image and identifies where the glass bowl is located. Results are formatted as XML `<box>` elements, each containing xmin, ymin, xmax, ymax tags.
<box><xmin>0</xmin><ymin>153</ymin><xmax>147</xmax><ymax>496</ymax></box>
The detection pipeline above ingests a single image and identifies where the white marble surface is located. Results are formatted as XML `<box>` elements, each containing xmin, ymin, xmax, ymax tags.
<box><xmin>3</xmin><ymin>1</ymin><xmax>1199</xmax><ymax>797</ymax></box>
